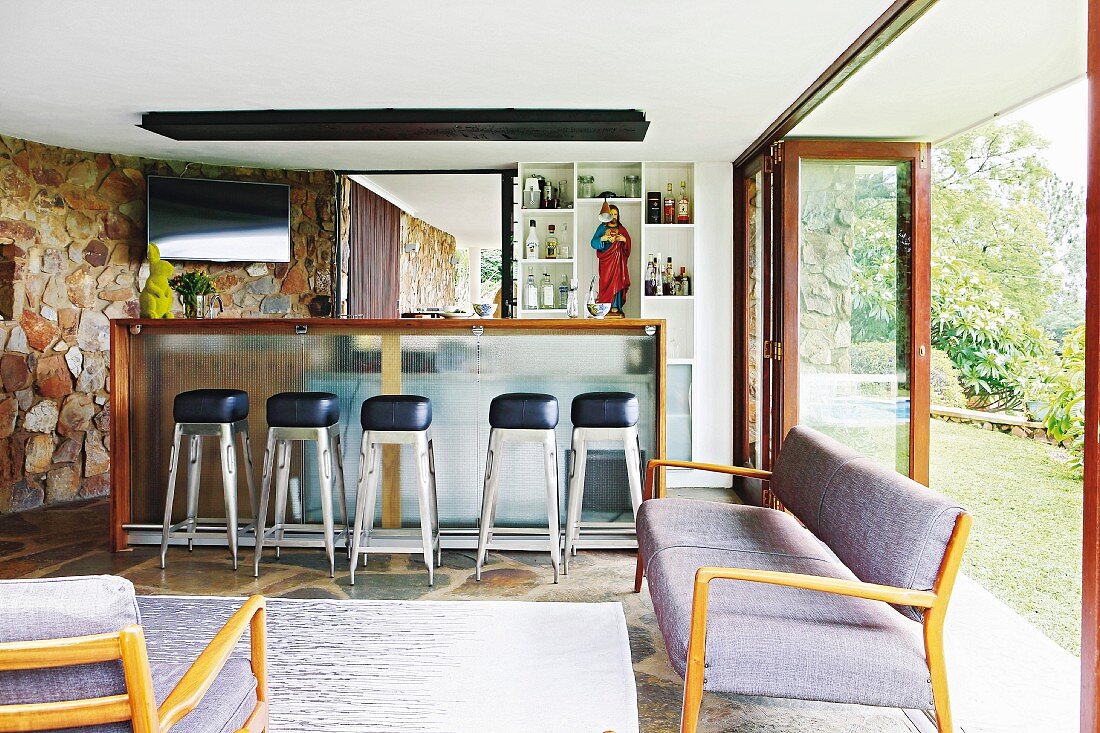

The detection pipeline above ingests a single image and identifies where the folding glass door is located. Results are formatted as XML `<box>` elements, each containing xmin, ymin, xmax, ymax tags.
<box><xmin>769</xmin><ymin>140</ymin><xmax>931</xmax><ymax>482</ymax></box>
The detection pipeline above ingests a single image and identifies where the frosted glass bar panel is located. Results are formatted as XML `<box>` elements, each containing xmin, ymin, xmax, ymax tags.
<box><xmin>123</xmin><ymin>322</ymin><xmax>660</xmax><ymax>534</ymax></box>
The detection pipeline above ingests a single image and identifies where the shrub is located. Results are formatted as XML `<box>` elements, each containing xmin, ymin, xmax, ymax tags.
<box><xmin>849</xmin><ymin>341</ymin><xmax>966</xmax><ymax>408</ymax></box>
<box><xmin>1044</xmin><ymin>325</ymin><xmax>1085</xmax><ymax>472</ymax></box>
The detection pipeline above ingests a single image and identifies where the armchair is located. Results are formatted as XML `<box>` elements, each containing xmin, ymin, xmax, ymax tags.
<box><xmin>0</xmin><ymin>576</ymin><xmax>267</xmax><ymax>733</ymax></box>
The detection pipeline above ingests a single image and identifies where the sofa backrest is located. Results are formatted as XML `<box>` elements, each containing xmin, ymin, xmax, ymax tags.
<box><xmin>772</xmin><ymin>426</ymin><xmax>964</xmax><ymax>621</ymax></box>
<box><xmin>0</xmin><ymin>575</ymin><xmax>140</xmax><ymax>706</ymax></box>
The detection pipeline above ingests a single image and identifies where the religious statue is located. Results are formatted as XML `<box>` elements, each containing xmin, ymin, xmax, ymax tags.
<box><xmin>590</xmin><ymin>204</ymin><xmax>631</xmax><ymax>317</ymax></box>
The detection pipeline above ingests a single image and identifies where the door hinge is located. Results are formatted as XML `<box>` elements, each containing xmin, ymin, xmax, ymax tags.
<box><xmin>763</xmin><ymin>155</ymin><xmax>773</xmax><ymax>174</ymax></box>
<box><xmin>763</xmin><ymin>340</ymin><xmax>783</xmax><ymax>361</ymax></box>
<box><xmin>772</xmin><ymin>141</ymin><xmax>784</xmax><ymax>164</ymax></box>
<box><xmin>774</xmin><ymin>341</ymin><xmax>783</xmax><ymax>361</ymax></box>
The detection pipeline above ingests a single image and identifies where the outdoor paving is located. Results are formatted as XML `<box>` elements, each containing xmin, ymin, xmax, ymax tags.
<box><xmin>0</xmin><ymin>496</ymin><xmax>1078</xmax><ymax>732</ymax></box>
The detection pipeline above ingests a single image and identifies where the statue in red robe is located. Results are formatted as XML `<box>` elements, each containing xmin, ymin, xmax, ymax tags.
<box><xmin>590</xmin><ymin>204</ymin><xmax>631</xmax><ymax>316</ymax></box>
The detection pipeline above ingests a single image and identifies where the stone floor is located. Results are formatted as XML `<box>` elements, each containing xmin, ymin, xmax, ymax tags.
<box><xmin>0</xmin><ymin>496</ymin><xmax>919</xmax><ymax>733</ymax></box>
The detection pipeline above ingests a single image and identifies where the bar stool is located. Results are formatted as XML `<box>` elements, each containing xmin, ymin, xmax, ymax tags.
<box><xmin>159</xmin><ymin>389</ymin><xmax>257</xmax><ymax>571</ymax></box>
<box><xmin>252</xmin><ymin>392</ymin><xmax>349</xmax><ymax>578</ymax></box>
<box><xmin>476</xmin><ymin>392</ymin><xmax>561</xmax><ymax>583</ymax></box>
<box><xmin>350</xmin><ymin>395</ymin><xmax>440</xmax><ymax>586</ymax></box>
<box><xmin>563</xmin><ymin>391</ymin><xmax>643</xmax><ymax>574</ymax></box>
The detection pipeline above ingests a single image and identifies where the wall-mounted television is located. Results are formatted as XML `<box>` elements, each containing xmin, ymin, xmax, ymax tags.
<box><xmin>147</xmin><ymin>176</ymin><xmax>291</xmax><ymax>262</ymax></box>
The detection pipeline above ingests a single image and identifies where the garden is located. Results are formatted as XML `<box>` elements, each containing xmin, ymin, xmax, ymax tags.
<box><xmin>850</xmin><ymin>119</ymin><xmax>1086</xmax><ymax>652</ymax></box>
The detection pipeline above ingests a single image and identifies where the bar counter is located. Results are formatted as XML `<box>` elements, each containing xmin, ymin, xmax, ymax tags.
<box><xmin>109</xmin><ymin>318</ymin><xmax>665</xmax><ymax>552</ymax></box>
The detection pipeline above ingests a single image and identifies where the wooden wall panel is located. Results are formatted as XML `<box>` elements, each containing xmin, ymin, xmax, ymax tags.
<box><xmin>347</xmin><ymin>181</ymin><xmax>400</xmax><ymax>318</ymax></box>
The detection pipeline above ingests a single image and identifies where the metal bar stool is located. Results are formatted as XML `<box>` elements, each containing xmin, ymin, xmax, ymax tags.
<box><xmin>563</xmin><ymin>391</ymin><xmax>643</xmax><ymax>574</ymax></box>
<box><xmin>252</xmin><ymin>392</ymin><xmax>349</xmax><ymax>578</ymax></box>
<box><xmin>350</xmin><ymin>395</ymin><xmax>440</xmax><ymax>586</ymax></box>
<box><xmin>159</xmin><ymin>389</ymin><xmax>257</xmax><ymax>570</ymax></box>
<box><xmin>476</xmin><ymin>392</ymin><xmax>561</xmax><ymax>583</ymax></box>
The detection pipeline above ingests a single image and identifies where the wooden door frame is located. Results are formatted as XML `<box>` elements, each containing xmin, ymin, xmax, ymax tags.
<box><xmin>775</xmin><ymin>139</ymin><xmax>931</xmax><ymax>484</ymax></box>
<box><xmin>1082</xmin><ymin>0</ymin><xmax>1099</xmax><ymax>728</ymax></box>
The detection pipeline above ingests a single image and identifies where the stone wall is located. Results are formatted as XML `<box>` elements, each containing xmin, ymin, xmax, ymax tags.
<box><xmin>0</xmin><ymin>134</ymin><xmax>335</xmax><ymax>515</ymax></box>
<box><xmin>798</xmin><ymin>162</ymin><xmax>855</xmax><ymax>373</ymax></box>
<box><xmin>398</xmin><ymin>212</ymin><xmax>465</xmax><ymax>311</ymax></box>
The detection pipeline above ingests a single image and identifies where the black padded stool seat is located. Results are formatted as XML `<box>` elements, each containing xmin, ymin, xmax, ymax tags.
<box><xmin>571</xmin><ymin>391</ymin><xmax>640</xmax><ymax>428</ymax></box>
<box><xmin>361</xmin><ymin>395</ymin><xmax>433</xmax><ymax>432</ymax></box>
<box><xmin>489</xmin><ymin>393</ymin><xmax>559</xmax><ymax>430</ymax></box>
<box><xmin>173</xmin><ymin>389</ymin><xmax>249</xmax><ymax>424</ymax></box>
<box><xmin>266</xmin><ymin>392</ymin><xmax>340</xmax><ymax>428</ymax></box>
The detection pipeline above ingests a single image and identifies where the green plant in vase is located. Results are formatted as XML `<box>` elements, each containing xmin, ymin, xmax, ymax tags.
<box><xmin>169</xmin><ymin>271</ymin><xmax>218</xmax><ymax>318</ymax></box>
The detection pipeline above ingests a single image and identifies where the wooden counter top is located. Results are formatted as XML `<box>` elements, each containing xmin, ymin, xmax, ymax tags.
<box><xmin>113</xmin><ymin>317</ymin><xmax>664</xmax><ymax>332</ymax></box>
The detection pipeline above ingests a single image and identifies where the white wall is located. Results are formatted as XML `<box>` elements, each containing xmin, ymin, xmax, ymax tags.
<box><xmin>670</xmin><ymin>162</ymin><xmax>734</xmax><ymax>487</ymax></box>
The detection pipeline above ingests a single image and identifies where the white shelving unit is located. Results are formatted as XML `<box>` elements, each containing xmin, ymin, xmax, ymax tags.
<box><xmin>514</xmin><ymin>161</ymin><xmax>697</xmax><ymax>461</ymax></box>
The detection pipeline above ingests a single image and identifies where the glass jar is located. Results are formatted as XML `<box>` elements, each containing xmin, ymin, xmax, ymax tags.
<box><xmin>577</xmin><ymin>175</ymin><xmax>595</xmax><ymax>199</ymax></box>
<box><xmin>623</xmin><ymin>175</ymin><xmax>641</xmax><ymax>198</ymax></box>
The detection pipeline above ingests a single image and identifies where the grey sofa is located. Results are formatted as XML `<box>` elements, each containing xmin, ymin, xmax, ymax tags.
<box><xmin>0</xmin><ymin>576</ymin><xmax>266</xmax><ymax>732</ymax></box>
<box><xmin>636</xmin><ymin>426</ymin><xmax>971</xmax><ymax>733</ymax></box>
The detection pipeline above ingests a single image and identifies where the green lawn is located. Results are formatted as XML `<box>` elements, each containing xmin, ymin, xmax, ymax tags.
<box><xmin>929</xmin><ymin>419</ymin><xmax>1083</xmax><ymax>653</ymax></box>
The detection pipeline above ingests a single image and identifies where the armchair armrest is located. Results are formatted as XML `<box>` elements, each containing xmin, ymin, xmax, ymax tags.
<box><xmin>644</xmin><ymin>459</ymin><xmax>772</xmax><ymax>501</ymax></box>
<box><xmin>693</xmin><ymin>566</ymin><xmax>936</xmax><ymax>608</ymax></box>
<box><xmin>157</xmin><ymin>595</ymin><xmax>267</xmax><ymax>733</ymax></box>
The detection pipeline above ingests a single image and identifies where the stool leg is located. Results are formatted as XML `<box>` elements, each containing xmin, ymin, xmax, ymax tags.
<box><xmin>564</xmin><ymin>428</ymin><xmax>587</xmax><ymax>575</ymax></box>
<box><xmin>273</xmin><ymin>440</ymin><xmax>291</xmax><ymax>559</ymax></box>
<box><xmin>331</xmin><ymin>432</ymin><xmax>350</xmax><ymax>558</ymax></box>
<box><xmin>414</xmin><ymin>433</ymin><xmax>435</xmax><ymax>586</ymax></box>
<box><xmin>218</xmin><ymin>424</ymin><xmax>239</xmax><ymax>571</ymax></box>
<box><xmin>427</xmin><ymin>435</ymin><xmax>441</xmax><ymax>567</ymax></box>
<box><xmin>159</xmin><ymin>424</ymin><xmax>184</xmax><ymax>569</ymax></box>
<box><xmin>253</xmin><ymin>431</ymin><xmax>277</xmax><ymax>577</ymax></box>
<box><xmin>362</xmin><ymin>440</ymin><xmax>382</xmax><ymax>549</ymax></box>
<box><xmin>240</xmin><ymin>427</ymin><xmax>258</xmax><ymax>522</ymax></box>
<box><xmin>624</xmin><ymin>427</ymin><xmax>644</xmax><ymax>518</ymax></box>
<box><xmin>184</xmin><ymin>435</ymin><xmax>203</xmax><ymax>551</ymax></box>
<box><xmin>476</xmin><ymin>429</ymin><xmax>502</xmax><ymax>581</ymax></box>
<box><xmin>315</xmin><ymin>430</ymin><xmax>337</xmax><ymax>578</ymax></box>
<box><xmin>349</xmin><ymin>435</ymin><xmax>374</xmax><ymax>586</ymax></box>
<box><xmin>542</xmin><ymin>431</ymin><xmax>561</xmax><ymax>583</ymax></box>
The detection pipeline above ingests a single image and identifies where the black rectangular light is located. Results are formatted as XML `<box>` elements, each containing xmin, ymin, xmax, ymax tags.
<box><xmin>139</xmin><ymin>109</ymin><xmax>649</xmax><ymax>142</ymax></box>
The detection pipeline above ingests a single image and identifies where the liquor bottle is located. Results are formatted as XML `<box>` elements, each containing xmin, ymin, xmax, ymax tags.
<box><xmin>558</xmin><ymin>180</ymin><xmax>569</xmax><ymax>209</ymax></box>
<box><xmin>664</xmin><ymin>257</ymin><xmax>674</xmax><ymax>296</ymax></box>
<box><xmin>558</xmin><ymin>223</ymin><xmax>570</xmax><ymax>259</ymax></box>
<box><xmin>663</xmin><ymin>184</ymin><xmax>675</xmax><ymax>224</ymax></box>
<box><xmin>558</xmin><ymin>274</ymin><xmax>569</xmax><ymax>309</ymax></box>
<box><xmin>677</xmin><ymin>181</ymin><xmax>690</xmax><ymax>224</ymax></box>
<box><xmin>525</xmin><ymin>220</ymin><xmax>539</xmax><ymax>260</ymax></box>
<box><xmin>654</xmin><ymin>255</ymin><xmax>664</xmax><ymax>296</ymax></box>
<box><xmin>542</xmin><ymin>181</ymin><xmax>553</xmax><ymax>209</ymax></box>
<box><xmin>680</xmin><ymin>266</ymin><xmax>692</xmax><ymax>296</ymax></box>
<box><xmin>540</xmin><ymin>272</ymin><xmax>555</xmax><ymax>309</ymax></box>
<box><xmin>525</xmin><ymin>273</ymin><xmax>538</xmax><ymax>310</ymax></box>
<box><xmin>545</xmin><ymin>225</ymin><xmax>558</xmax><ymax>259</ymax></box>
<box><xmin>646</xmin><ymin>192</ymin><xmax>661</xmax><ymax>224</ymax></box>
<box><xmin>644</xmin><ymin>258</ymin><xmax>656</xmax><ymax>297</ymax></box>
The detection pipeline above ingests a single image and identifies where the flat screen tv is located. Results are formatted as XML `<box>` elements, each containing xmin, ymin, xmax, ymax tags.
<box><xmin>147</xmin><ymin>176</ymin><xmax>291</xmax><ymax>262</ymax></box>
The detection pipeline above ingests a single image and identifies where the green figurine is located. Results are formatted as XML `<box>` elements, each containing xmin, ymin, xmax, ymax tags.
<box><xmin>140</xmin><ymin>243</ymin><xmax>174</xmax><ymax>319</ymax></box>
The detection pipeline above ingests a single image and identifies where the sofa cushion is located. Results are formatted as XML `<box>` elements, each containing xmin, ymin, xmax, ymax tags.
<box><xmin>640</xmin><ymin>537</ymin><xmax>933</xmax><ymax>709</ymax></box>
<box><xmin>768</xmin><ymin>426</ymin><xmax>862</xmax><ymax>535</ymax></box>
<box><xmin>816</xmin><ymin>455</ymin><xmax>964</xmax><ymax>621</ymax></box>
<box><xmin>0</xmin><ymin>576</ymin><xmax>139</xmax><ymax>707</ymax></box>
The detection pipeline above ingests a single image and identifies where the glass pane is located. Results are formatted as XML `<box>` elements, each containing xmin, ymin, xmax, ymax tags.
<box><xmin>747</xmin><ymin>171</ymin><xmax>764</xmax><ymax>467</ymax></box>
<box><xmin>797</xmin><ymin>160</ymin><xmax>912</xmax><ymax>473</ymax></box>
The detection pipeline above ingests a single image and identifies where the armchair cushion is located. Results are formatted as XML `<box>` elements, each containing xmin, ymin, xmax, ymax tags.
<box><xmin>637</xmin><ymin>500</ymin><xmax>933</xmax><ymax>709</ymax></box>
<box><xmin>146</xmin><ymin>658</ymin><xmax>257</xmax><ymax>733</ymax></box>
<box><xmin>0</xmin><ymin>575</ymin><xmax>138</xmax><ymax>706</ymax></box>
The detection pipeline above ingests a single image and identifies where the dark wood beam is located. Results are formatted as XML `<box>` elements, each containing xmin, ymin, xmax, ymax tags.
<box><xmin>139</xmin><ymin>109</ymin><xmax>649</xmax><ymax>142</ymax></box>
<box><xmin>733</xmin><ymin>0</ymin><xmax>939</xmax><ymax>168</ymax></box>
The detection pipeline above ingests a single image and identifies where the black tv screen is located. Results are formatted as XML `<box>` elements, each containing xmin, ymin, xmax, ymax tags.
<box><xmin>147</xmin><ymin>176</ymin><xmax>291</xmax><ymax>262</ymax></box>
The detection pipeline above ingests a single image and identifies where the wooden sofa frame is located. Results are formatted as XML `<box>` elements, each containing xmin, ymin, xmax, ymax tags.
<box><xmin>634</xmin><ymin>459</ymin><xmax>972</xmax><ymax>733</ymax></box>
<box><xmin>0</xmin><ymin>594</ymin><xmax>268</xmax><ymax>733</ymax></box>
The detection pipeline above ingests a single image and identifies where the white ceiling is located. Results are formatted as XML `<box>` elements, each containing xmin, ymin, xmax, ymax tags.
<box><xmin>0</xmin><ymin>0</ymin><xmax>895</xmax><ymax>170</ymax></box>
<box><xmin>790</xmin><ymin>0</ymin><xmax>1086</xmax><ymax>141</ymax></box>
<box><xmin>355</xmin><ymin>174</ymin><xmax>502</xmax><ymax>249</ymax></box>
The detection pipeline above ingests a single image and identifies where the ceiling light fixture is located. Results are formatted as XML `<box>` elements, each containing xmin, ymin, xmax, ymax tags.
<box><xmin>138</xmin><ymin>109</ymin><xmax>649</xmax><ymax>142</ymax></box>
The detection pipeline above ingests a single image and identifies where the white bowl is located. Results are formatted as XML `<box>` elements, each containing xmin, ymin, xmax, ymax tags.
<box><xmin>473</xmin><ymin>303</ymin><xmax>497</xmax><ymax>318</ymax></box>
<box><xmin>587</xmin><ymin>302</ymin><xmax>612</xmax><ymax>319</ymax></box>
